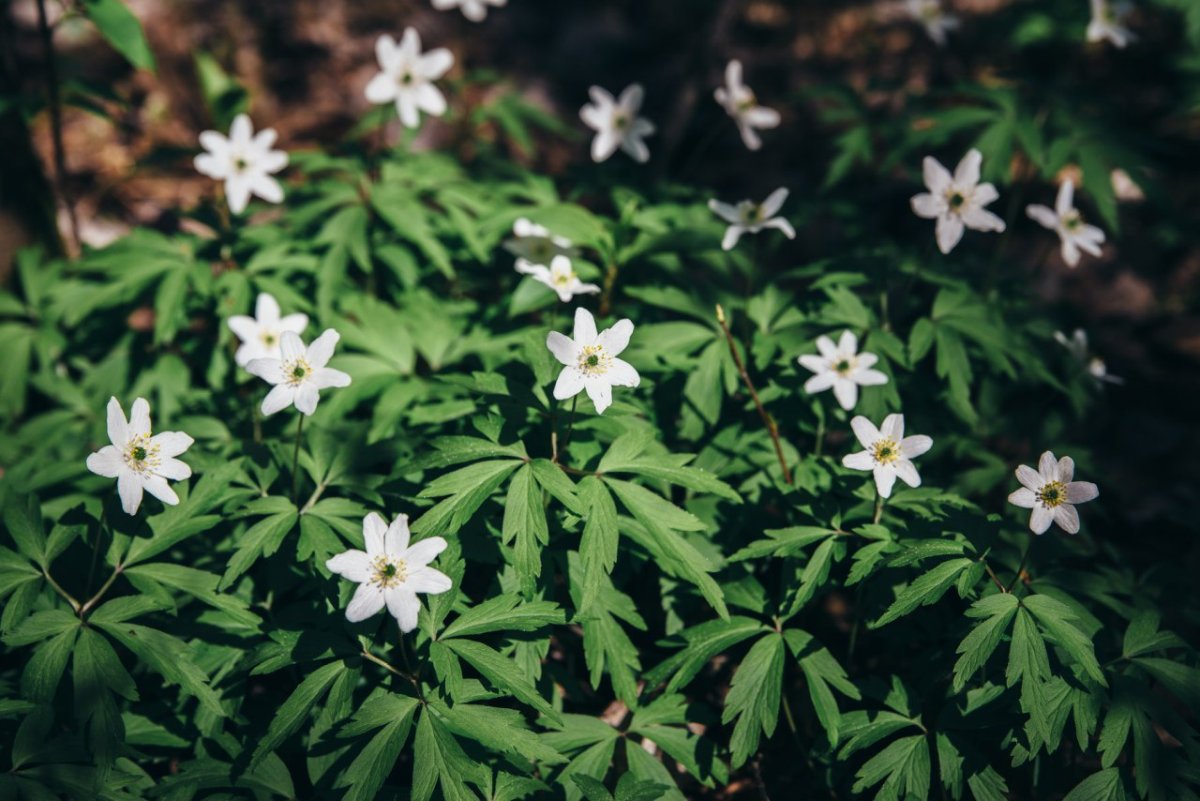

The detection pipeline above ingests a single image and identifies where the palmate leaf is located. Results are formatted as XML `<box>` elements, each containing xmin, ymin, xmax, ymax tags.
<box><xmin>852</xmin><ymin>733</ymin><xmax>930</xmax><ymax>800</ymax></box>
<box><xmin>645</xmin><ymin>616</ymin><xmax>768</xmax><ymax>694</ymax></box>
<box><xmin>953</xmin><ymin>593</ymin><xmax>1019</xmax><ymax>692</ymax></box>
<box><xmin>91</xmin><ymin>619</ymin><xmax>225</xmax><ymax>717</ymax></box>
<box><xmin>784</xmin><ymin>629</ymin><xmax>861</xmax><ymax>747</ymax></box>
<box><xmin>441</xmin><ymin>592</ymin><xmax>565</xmax><ymax>639</ymax></box>
<box><xmin>502</xmin><ymin>464</ymin><xmax>549</xmax><ymax>593</ymax></box>
<box><xmin>413</xmin><ymin>708</ymin><xmax>487</xmax><ymax>801</ymax></box>
<box><xmin>872</xmin><ymin>557</ymin><xmax>973</xmax><ymax>628</ymax></box>
<box><xmin>443</xmin><ymin>638</ymin><xmax>561</xmax><ymax>725</ymax></box>
<box><xmin>721</xmin><ymin>632</ymin><xmax>785</xmax><ymax>769</ymax></box>
<box><xmin>334</xmin><ymin>692</ymin><xmax>420</xmax><ymax>801</ymax></box>
<box><xmin>1023</xmin><ymin>594</ymin><xmax>1106</xmax><ymax>687</ymax></box>
<box><xmin>250</xmin><ymin>658</ymin><xmax>347</xmax><ymax>767</ymax></box>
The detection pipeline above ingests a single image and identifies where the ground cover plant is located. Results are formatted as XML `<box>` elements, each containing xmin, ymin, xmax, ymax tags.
<box><xmin>1</xmin><ymin>0</ymin><xmax>1199</xmax><ymax>799</ymax></box>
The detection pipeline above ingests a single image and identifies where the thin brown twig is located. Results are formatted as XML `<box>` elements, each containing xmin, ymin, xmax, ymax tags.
<box><xmin>715</xmin><ymin>304</ymin><xmax>793</xmax><ymax>485</ymax></box>
<box><xmin>34</xmin><ymin>0</ymin><xmax>79</xmax><ymax>254</ymax></box>
<box><xmin>983</xmin><ymin>560</ymin><xmax>1006</xmax><ymax>593</ymax></box>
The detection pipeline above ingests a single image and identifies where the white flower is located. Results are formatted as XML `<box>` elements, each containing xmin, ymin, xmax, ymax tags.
<box><xmin>1026</xmin><ymin>179</ymin><xmax>1105</xmax><ymax>268</ymax></box>
<box><xmin>246</xmin><ymin>330</ymin><xmax>352</xmax><ymax>416</ymax></box>
<box><xmin>518</xmin><ymin>255</ymin><xmax>601</xmax><ymax>303</ymax></box>
<box><xmin>364</xmin><ymin>29</ymin><xmax>454</xmax><ymax>128</ymax></box>
<box><xmin>903</xmin><ymin>0</ymin><xmax>960</xmax><ymax>46</ymax></box>
<box><xmin>798</xmin><ymin>331</ymin><xmax>889</xmax><ymax>410</ymax></box>
<box><xmin>911</xmin><ymin>149</ymin><xmax>1006</xmax><ymax>254</ymax></box>
<box><xmin>1054</xmin><ymin>329</ymin><xmax>1123</xmax><ymax>385</ymax></box>
<box><xmin>431</xmin><ymin>0</ymin><xmax>506</xmax><ymax>21</ymax></box>
<box><xmin>708</xmin><ymin>188</ymin><xmax>795</xmax><ymax>251</ymax></box>
<box><xmin>86</xmin><ymin>397</ymin><xmax>194</xmax><ymax>515</ymax></box>
<box><xmin>842</xmin><ymin>414</ymin><xmax>932</xmax><ymax>499</ymax></box>
<box><xmin>713</xmin><ymin>60</ymin><xmax>780</xmax><ymax>151</ymax></box>
<box><xmin>194</xmin><ymin>114</ymin><xmax>288</xmax><ymax>215</ymax></box>
<box><xmin>1008</xmin><ymin>451</ymin><xmax>1099</xmax><ymax>534</ymax></box>
<box><xmin>503</xmin><ymin>217</ymin><xmax>578</xmax><ymax>272</ymax></box>
<box><xmin>547</xmin><ymin>308</ymin><xmax>639</xmax><ymax>414</ymax></box>
<box><xmin>580</xmin><ymin>84</ymin><xmax>655</xmax><ymax>164</ymax></box>
<box><xmin>227</xmin><ymin>292</ymin><xmax>309</xmax><ymax>368</ymax></box>
<box><xmin>1087</xmin><ymin>0</ymin><xmax>1135</xmax><ymax>48</ymax></box>
<box><xmin>326</xmin><ymin>512</ymin><xmax>452</xmax><ymax>631</ymax></box>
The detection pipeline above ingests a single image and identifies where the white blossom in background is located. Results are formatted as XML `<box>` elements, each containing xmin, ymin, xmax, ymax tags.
<box><xmin>1026</xmin><ymin>180</ymin><xmax>1106</xmax><ymax>268</ymax></box>
<box><xmin>1087</xmin><ymin>0</ymin><xmax>1135</xmax><ymax>48</ymax></box>
<box><xmin>798</xmin><ymin>331</ymin><xmax>889</xmax><ymax>410</ymax></box>
<box><xmin>246</xmin><ymin>330</ymin><xmax>352</xmax><ymax>416</ymax></box>
<box><xmin>431</xmin><ymin>0</ymin><xmax>506</xmax><ymax>22</ymax></box>
<box><xmin>365</xmin><ymin>29</ymin><xmax>454</xmax><ymax>128</ymax></box>
<box><xmin>1008</xmin><ymin>451</ymin><xmax>1099</xmax><ymax>534</ymax></box>
<box><xmin>1055</xmin><ymin>329</ymin><xmax>1124</xmax><ymax>385</ymax></box>
<box><xmin>713</xmin><ymin>60</ymin><xmax>781</xmax><ymax>151</ymax></box>
<box><xmin>580</xmin><ymin>84</ymin><xmax>655</xmax><ymax>164</ymax></box>
<box><xmin>227</xmin><ymin>292</ymin><xmax>309</xmax><ymax>368</ymax></box>
<box><xmin>708</xmin><ymin>188</ymin><xmax>795</xmax><ymax>251</ymax></box>
<box><xmin>518</xmin><ymin>255</ymin><xmax>600</xmax><ymax>303</ymax></box>
<box><xmin>1110</xmin><ymin>168</ymin><xmax>1144</xmax><ymax>202</ymax></box>
<box><xmin>903</xmin><ymin>0</ymin><xmax>960</xmax><ymax>46</ymax></box>
<box><xmin>326</xmin><ymin>513</ymin><xmax>452</xmax><ymax>631</ymax></box>
<box><xmin>547</xmin><ymin>308</ymin><xmax>639</xmax><ymax>414</ymax></box>
<box><xmin>194</xmin><ymin>114</ymin><xmax>288</xmax><ymax>215</ymax></box>
<box><xmin>503</xmin><ymin>218</ymin><xmax>578</xmax><ymax>272</ymax></box>
<box><xmin>86</xmin><ymin>397</ymin><xmax>194</xmax><ymax>515</ymax></box>
<box><xmin>842</xmin><ymin>414</ymin><xmax>932</xmax><ymax>498</ymax></box>
<box><xmin>911</xmin><ymin>148</ymin><xmax>1006</xmax><ymax>254</ymax></box>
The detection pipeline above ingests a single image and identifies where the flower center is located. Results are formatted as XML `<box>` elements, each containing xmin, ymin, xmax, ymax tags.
<box><xmin>577</xmin><ymin>344</ymin><xmax>612</xmax><ymax>376</ymax></box>
<box><xmin>1062</xmin><ymin>210</ymin><xmax>1082</xmax><ymax>231</ymax></box>
<box><xmin>553</xmin><ymin>270</ymin><xmax>574</xmax><ymax>287</ymax></box>
<box><xmin>260</xmin><ymin>331</ymin><xmax>278</xmax><ymax>347</ymax></box>
<box><xmin>398</xmin><ymin>71</ymin><xmax>414</xmax><ymax>86</ymax></box>
<box><xmin>283</xmin><ymin>357</ymin><xmax>312</xmax><ymax>387</ymax></box>
<box><xmin>872</xmin><ymin>438</ymin><xmax>900</xmax><ymax>465</ymax></box>
<box><xmin>834</xmin><ymin>358</ymin><xmax>854</xmax><ymax>375</ymax></box>
<box><xmin>233</xmin><ymin>155</ymin><xmax>249</xmax><ymax>172</ymax></box>
<box><xmin>1037</xmin><ymin>480</ymin><xmax>1067</xmax><ymax>508</ymax></box>
<box><xmin>371</xmin><ymin>555</ymin><xmax>408</xmax><ymax>588</ymax></box>
<box><xmin>746</xmin><ymin>205</ymin><xmax>762</xmax><ymax>223</ymax></box>
<box><xmin>613</xmin><ymin>112</ymin><xmax>629</xmax><ymax>130</ymax></box>
<box><xmin>947</xmin><ymin>190</ymin><xmax>966</xmax><ymax>210</ymax></box>
<box><xmin>124</xmin><ymin>434</ymin><xmax>161</xmax><ymax>474</ymax></box>
<box><xmin>737</xmin><ymin>92</ymin><xmax>757</xmax><ymax>113</ymax></box>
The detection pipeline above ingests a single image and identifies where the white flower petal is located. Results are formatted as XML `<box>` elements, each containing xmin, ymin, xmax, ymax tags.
<box><xmin>387</xmin><ymin>587</ymin><xmax>421</xmax><ymax>632</ymax></box>
<box><xmin>403</xmin><ymin>536</ymin><xmax>448</xmax><ymax>569</ymax></box>
<box><xmin>850</xmin><ymin>416</ymin><xmax>881</xmax><ymax>449</ymax></box>
<box><xmin>1029</xmin><ymin>504</ymin><xmax>1055</xmax><ymax>534</ymax></box>
<box><xmin>306</xmin><ymin>329</ymin><xmax>340</xmax><ymax>369</ymax></box>
<box><xmin>832</xmin><ymin>378</ymin><xmax>858</xmax><ymax>411</ymax></box>
<box><xmin>346</xmin><ymin>583</ymin><xmax>386</xmax><ymax>622</ymax></box>
<box><xmin>1065</xmin><ymin>481</ymin><xmax>1099</xmax><ymax>504</ymax></box>
<box><xmin>385</xmin><ymin>514</ymin><xmax>411</xmax><ymax>556</ymax></box>
<box><xmin>365</xmin><ymin>72</ymin><xmax>398</xmax><ymax>104</ymax></box>
<box><xmin>294</xmin><ymin>384</ymin><xmax>320</xmax><ymax>416</ymax></box>
<box><xmin>804</xmin><ymin>371</ymin><xmax>837</xmax><ymax>394</ymax></box>
<box><xmin>151</xmin><ymin>431</ymin><xmax>193</xmax><ymax>458</ymax></box>
<box><xmin>86</xmin><ymin>446</ymin><xmax>125</xmax><ymax>478</ymax></box>
<box><xmin>900</xmin><ymin>435</ymin><xmax>932</xmax><ymax>458</ymax></box>
<box><xmin>855</xmin><ymin>368</ymin><xmax>889</xmax><ymax>387</ymax></box>
<box><xmin>142</xmin><ymin>475</ymin><xmax>179</xmax><ymax>507</ymax></box>
<box><xmin>935</xmin><ymin>214</ymin><xmax>965</xmax><ymax>254</ymax></box>
<box><xmin>873</xmin><ymin>465</ymin><xmax>897</xmax><ymax>498</ymax></box>
<box><xmin>1026</xmin><ymin>204</ymin><xmax>1058</xmax><ymax>230</ymax></box>
<box><xmin>911</xmin><ymin>193</ymin><xmax>943</xmax><ymax>219</ymax></box>
<box><xmin>547</xmin><ymin>331</ymin><xmax>579</xmax><ymax>366</ymax></box>
<box><xmin>1053</xmin><ymin>504</ymin><xmax>1081</xmax><ymax>534</ymax></box>
<box><xmin>881</xmin><ymin>413</ymin><xmax>904</xmax><ymax>442</ymax></box>
<box><xmin>326</xmin><ymin>549</ymin><xmax>372</xmax><ymax>582</ymax></box>
<box><xmin>1016</xmin><ymin>464</ymin><xmax>1042</xmax><ymax>491</ymax></box>
<box><xmin>842</xmin><ymin>450</ymin><xmax>874</xmax><ymax>471</ymax></box>
<box><xmin>585</xmin><ymin>378</ymin><xmax>613</xmax><ymax>414</ymax></box>
<box><xmin>363</xmin><ymin>512</ymin><xmax>388</xmax><ymax>556</ymax></box>
<box><xmin>553</xmin><ymin>367</ymin><xmax>586</xmax><ymax>400</ymax></box>
<box><xmin>246</xmin><ymin>357</ymin><xmax>285</xmax><ymax>385</ymax></box>
<box><xmin>1008</xmin><ymin>488</ymin><xmax>1037</xmax><ymax>508</ymax></box>
<box><xmin>106</xmin><ymin>396</ymin><xmax>128</xmax><ymax>446</ymax></box>
<box><xmin>407</xmin><ymin>566</ymin><xmax>453</xmax><ymax>594</ymax></box>
<box><xmin>1038</xmin><ymin>451</ymin><xmax>1060</xmax><ymax>482</ymax></box>
<box><xmin>117</xmin><ymin>473</ymin><xmax>144</xmax><ymax>515</ymax></box>
<box><xmin>154</xmin><ymin>457</ymin><xmax>191</xmax><ymax>482</ymax></box>
<box><xmin>954</xmin><ymin>148</ymin><xmax>982</xmax><ymax>186</ymax></box>
<box><xmin>597</xmin><ymin>319</ymin><xmax>634</xmax><ymax>356</ymax></box>
<box><xmin>894</xmin><ymin>459</ymin><xmax>922</xmax><ymax>488</ymax></box>
<box><xmin>573</xmin><ymin>307</ymin><xmax>597</xmax><ymax>344</ymax></box>
<box><xmin>922</xmin><ymin>156</ymin><xmax>952</xmax><ymax>194</ymax></box>
<box><xmin>721</xmin><ymin>225</ymin><xmax>746</xmax><ymax>251</ymax></box>
<box><xmin>261</xmin><ymin>384</ymin><xmax>296</xmax><ymax>416</ymax></box>
<box><xmin>607</xmin><ymin>358</ymin><xmax>640</xmax><ymax>388</ymax></box>
<box><xmin>128</xmin><ymin>398</ymin><xmax>151</xmax><ymax>438</ymax></box>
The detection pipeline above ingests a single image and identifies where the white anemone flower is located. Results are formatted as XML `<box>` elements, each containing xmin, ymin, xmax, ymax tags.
<box><xmin>431</xmin><ymin>0</ymin><xmax>506</xmax><ymax>22</ymax></box>
<box><xmin>842</xmin><ymin>414</ymin><xmax>932</xmax><ymax>499</ymax></box>
<box><xmin>227</xmin><ymin>292</ymin><xmax>309</xmax><ymax>368</ymax></box>
<box><xmin>503</xmin><ymin>218</ymin><xmax>578</xmax><ymax>272</ymax></box>
<box><xmin>798</xmin><ymin>331</ymin><xmax>889</xmax><ymax>410</ymax></box>
<box><xmin>86</xmin><ymin>397</ymin><xmax>194</xmax><ymax>515</ymax></box>
<box><xmin>1008</xmin><ymin>451</ymin><xmax>1099</xmax><ymax>534</ymax></box>
<box><xmin>246</xmin><ymin>330</ymin><xmax>352</xmax><ymax>416</ymax></box>
<box><xmin>708</xmin><ymin>188</ymin><xmax>795</xmax><ymax>251</ymax></box>
<box><xmin>1026</xmin><ymin>180</ymin><xmax>1106</xmax><ymax>268</ymax></box>
<box><xmin>547</xmin><ymin>308</ymin><xmax>640</xmax><ymax>414</ymax></box>
<box><xmin>903</xmin><ymin>0</ymin><xmax>960</xmax><ymax>46</ymax></box>
<box><xmin>518</xmin><ymin>255</ymin><xmax>600</xmax><ymax>303</ymax></box>
<box><xmin>1087</xmin><ymin>0</ymin><xmax>1135</xmax><ymax>48</ymax></box>
<box><xmin>326</xmin><ymin>512</ymin><xmax>452</xmax><ymax>631</ymax></box>
<box><xmin>911</xmin><ymin>149</ymin><xmax>1006</xmax><ymax>254</ymax></box>
<box><xmin>194</xmin><ymin>114</ymin><xmax>288</xmax><ymax>215</ymax></box>
<box><xmin>580</xmin><ymin>84</ymin><xmax>655</xmax><ymax>164</ymax></box>
<box><xmin>365</xmin><ymin>29</ymin><xmax>454</xmax><ymax>128</ymax></box>
<box><xmin>713</xmin><ymin>60</ymin><xmax>781</xmax><ymax>151</ymax></box>
<box><xmin>1054</xmin><ymin>329</ymin><xmax>1123</xmax><ymax>385</ymax></box>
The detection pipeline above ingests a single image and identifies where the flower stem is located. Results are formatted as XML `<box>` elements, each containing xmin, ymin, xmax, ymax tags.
<box><xmin>559</xmin><ymin>395</ymin><xmax>579</xmax><ymax>458</ymax></box>
<box><xmin>715</xmin><ymin>304</ymin><xmax>793</xmax><ymax>486</ymax></box>
<box><xmin>79</xmin><ymin>564</ymin><xmax>124</xmax><ymax>618</ymax></box>
<box><xmin>43</xmin><ymin>569</ymin><xmax>80</xmax><ymax>613</ymax></box>
<box><xmin>873</xmin><ymin>492</ymin><xmax>885</xmax><ymax>524</ymax></box>
<box><xmin>1006</xmin><ymin>539</ymin><xmax>1035</xmax><ymax>592</ymax></box>
<box><xmin>291</xmin><ymin>414</ymin><xmax>306</xmax><ymax>507</ymax></box>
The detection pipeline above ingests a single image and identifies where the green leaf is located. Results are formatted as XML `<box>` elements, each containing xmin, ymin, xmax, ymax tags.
<box><xmin>578</xmin><ymin>477</ymin><xmax>620</xmax><ymax>611</ymax></box>
<box><xmin>647</xmin><ymin>616</ymin><xmax>767</xmax><ymax>693</ymax></box>
<box><xmin>219</xmin><ymin>510</ymin><xmax>298</xmax><ymax>591</ymax></box>
<box><xmin>337</xmin><ymin>696</ymin><xmax>419</xmax><ymax>801</ymax></box>
<box><xmin>1023</xmin><ymin>594</ymin><xmax>1107</xmax><ymax>686</ymax></box>
<box><xmin>84</xmin><ymin>0</ymin><xmax>156</xmax><ymax>71</ymax></box>
<box><xmin>21</xmin><ymin>627</ymin><xmax>77</xmax><ymax>702</ymax></box>
<box><xmin>3</xmin><ymin>493</ymin><xmax>46</xmax><ymax>566</ymax></box>
<box><xmin>413</xmin><ymin>459</ymin><xmax>522</xmax><ymax>537</ymax></box>
<box><xmin>413</xmin><ymin>708</ymin><xmax>483</xmax><ymax>801</ymax></box>
<box><xmin>872</xmin><ymin>558</ymin><xmax>973</xmax><ymax>628</ymax></box>
<box><xmin>251</xmin><ymin>659</ymin><xmax>346</xmax><ymax>766</ymax></box>
<box><xmin>444</xmin><ymin>638</ymin><xmax>561</xmax><ymax>725</ymax></box>
<box><xmin>953</xmin><ymin>593</ymin><xmax>1019</xmax><ymax>692</ymax></box>
<box><xmin>125</xmin><ymin>563</ymin><xmax>261</xmax><ymax>627</ymax></box>
<box><xmin>852</xmin><ymin>733</ymin><xmax>930</xmax><ymax>799</ymax></box>
<box><xmin>501</xmin><ymin>464</ymin><xmax>549</xmax><ymax>593</ymax></box>
<box><xmin>721</xmin><ymin>633</ymin><xmax>784</xmax><ymax>768</ymax></box>
<box><xmin>1063</xmin><ymin>768</ymin><xmax>1127</xmax><ymax>801</ymax></box>
<box><xmin>1007</xmin><ymin>606</ymin><xmax>1051</xmax><ymax>690</ymax></box>
<box><xmin>441</xmin><ymin>593</ymin><xmax>565</xmax><ymax>639</ymax></box>
<box><xmin>92</xmin><ymin>622</ymin><xmax>226</xmax><ymax>717</ymax></box>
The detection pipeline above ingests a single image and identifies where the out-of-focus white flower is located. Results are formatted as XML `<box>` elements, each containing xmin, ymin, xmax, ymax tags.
<box><xmin>547</xmin><ymin>308</ymin><xmax>639</xmax><ymax>414</ymax></box>
<box><xmin>86</xmin><ymin>397</ymin><xmax>193</xmax><ymax>515</ymax></box>
<box><xmin>194</xmin><ymin>114</ymin><xmax>288</xmax><ymax>215</ymax></box>
<box><xmin>227</xmin><ymin>293</ymin><xmax>309</xmax><ymax>368</ymax></box>
<box><xmin>1026</xmin><ymin>180</ymin><xmax>1105</xmax><ymax>268</ymax></box>
<box><xmin>580</xmin><ymin>84</ymin><xmax>655</xmax><ymax>164</ymax></box>
<box><xmin>798</xmin><ymin>331</ymin><xmax>889</xmax><ymax>410</ymax></box>
<box><xmin>326</xmin><ymin>512</ymin><xmax>452</xmax><ymax>632</ymax></box>
<box><xmin>1008</xmin><ymin>451</ymin><xmax>1099</xmax><ymax>534</ymax></box>
<box><xmin>1054</xmin><ymin>329</ymin><xmax>1124</xmax><ymax>385</ymax></box>
<box><xmin>431</xmin><ymin>0</ymin><xmax>506</xmax><ymax>22</ymax></box>
<box><xmin>911</xmin><ymin>149</ymin><xmax>1006</xmax><ymax>254</ymax></box>
<box><xmin>365</xmin><ymin>29</ymin><xmax>454</xmax><ymax>128</ymax></box>
<box><xmin>518</xmin><ymin>255</ymin><xmax>600</xmax><ymax>303</ymax></box>
<box><xmin>1087</xmin><ymin>0</ymin><xmax>1135</xmax><ymax>48</ymax></box>
<box><xmin>903</xmin><ymin>0</ymin><xmax>960</xmax><ymax>46</ymax></box>
<box><xmin>1110</xmin><ymin>168</ymin><xmax>1144</xmax><ymax>202</ymax></box>
<box><xmin>713</xmin><ymin>60</ymin><xmax>780</xmax><ymax>151</ymax></box>
<box><xmin>708</xmin><ymin>188</ymin><xmax>795</xmax><ymax>251</ymax></box>
<box><xmin>503</xmin><ymin>218</ymin><xmax>578</xmax><ymax>272</ymax></box>
<box><xmin>842</xmin><ymin>414</ymin><xmax>932</xmax><ymax>498</ymax></box>
<box><xmin>246</xmin><ymin>330</ymin><xmax>352</xmax><ymax>416</ymax></box>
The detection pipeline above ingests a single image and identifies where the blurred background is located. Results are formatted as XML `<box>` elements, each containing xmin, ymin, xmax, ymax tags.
<box><xmin>2</xmin><ymin>0</ymin><xmax>1198</xmax><ymax>574</ymax></box>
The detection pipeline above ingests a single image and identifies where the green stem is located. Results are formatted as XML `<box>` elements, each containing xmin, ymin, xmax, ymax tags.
<box><xmin>291</xmin><ymin>414</ymin><xmax>306</xmax><ymax>507</ymax></box>
<box><xmin>79</xmin><ymin>564</ymin><xmax>123</xmax><ymax>618</ymax></box>
<box><xmin>43</xmin><ymin>569</ymin><xmax>80</xmax><ymax>613</ymax></box>
<box><xmin>1006</xmin><ymin>538</ymin><xmax>1035</xmax><ymax>592</ymax></box>
<box><xmin>559</xmin><ymin>395</ymin><xmax>579</xmax><ymax>458</ymax></box>
<box><xmin>873</xmin><ymin>492</ymin><xmax>886</xmax><ymax>525</ymax></box>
